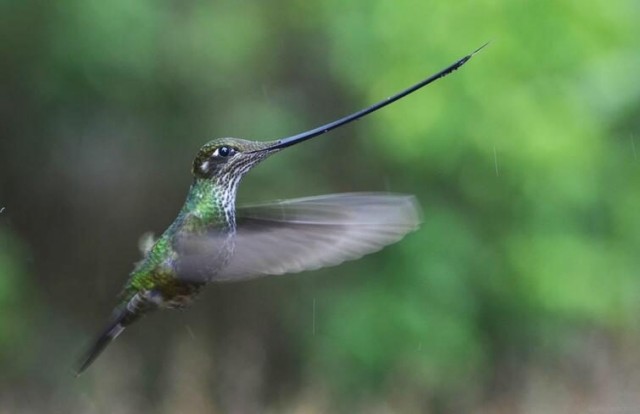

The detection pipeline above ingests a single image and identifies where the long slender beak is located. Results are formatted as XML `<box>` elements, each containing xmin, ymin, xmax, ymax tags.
<box><xmin>253</xmin><ymin>42</ymin><xmax>488</xmax><ymax>153</ymax></box>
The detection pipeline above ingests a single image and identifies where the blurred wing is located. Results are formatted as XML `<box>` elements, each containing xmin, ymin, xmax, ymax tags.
<box><xmin>177</xmin><ymin>193</ymin><xmax>421</xmax><ymax>282</ymax></box>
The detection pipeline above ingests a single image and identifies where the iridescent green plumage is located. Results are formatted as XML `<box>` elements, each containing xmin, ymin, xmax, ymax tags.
<box><xmin>76</xmin><ymin>138</ymin><xmax>274</xmax><ymax>374</ymax></box>
<box><xmin>122</xmin><ymin>179</ymin><xmax>221</xmax><ymax>305</ymax></box>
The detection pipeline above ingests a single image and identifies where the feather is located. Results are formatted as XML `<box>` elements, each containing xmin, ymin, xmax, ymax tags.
<box><xmin>176</xmin><ymin>193</ymin><xmax>422</xmax><ymax>282</ymax></box>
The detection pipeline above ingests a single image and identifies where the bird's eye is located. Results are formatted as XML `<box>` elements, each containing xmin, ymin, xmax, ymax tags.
<box><xmin>214</xmin><ymin>146</ymin><xmax>235</xmax><ymax>158</ymax></box>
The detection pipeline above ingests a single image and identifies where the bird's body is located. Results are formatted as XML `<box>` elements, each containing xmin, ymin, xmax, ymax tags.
<box><xmin>121</xmin><ymin>178</ymin><xmax>227</xmax><ymax>310</ymax></box>
<box><xmin>118</xmin><ymin>138</ymin><xmax>271</xmax><ymax>312</ymax></box>
<box><xmin>75</xmin><ymin>46</ymin><xmax>485</xmax><ymax>375</ymax></box>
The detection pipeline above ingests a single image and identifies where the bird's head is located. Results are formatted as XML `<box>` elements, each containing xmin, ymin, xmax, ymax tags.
<box><xmin>191</xmin><ymin>137</ymin><xmax>278</xmax><ymax>181</ymax></box>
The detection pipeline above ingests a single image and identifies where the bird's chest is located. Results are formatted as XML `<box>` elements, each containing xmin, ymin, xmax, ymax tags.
<box><xmin>129</xmin><ymin>200</ymin><xmax>236</xmax><ymax>307</ymax></box>
<box><xmin>173</xmin><ymin>207</ymin><xmax>237</xmax><ymax>279</ymax></box>
<box><xmin>142</xmin><ymin>237</ymin><xmax>233</xmax><ymax>309</ymax></box>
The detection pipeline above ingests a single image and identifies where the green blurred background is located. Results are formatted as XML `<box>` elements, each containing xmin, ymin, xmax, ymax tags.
<box><xmin>1</xmin><ymin>0</ymin><xmax>639</xmax><ymax>412</ymax></box>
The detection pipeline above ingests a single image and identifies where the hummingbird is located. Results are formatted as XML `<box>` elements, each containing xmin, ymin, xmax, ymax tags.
<box><xmin>75</xmin><ymin>44</ymin><xmax>486</xmax><ymax>375</ymax></box>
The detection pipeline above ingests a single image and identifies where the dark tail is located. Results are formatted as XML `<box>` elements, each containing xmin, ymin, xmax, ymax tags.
<box><xmin>75</xmin><ymin>309</ymin><xmax>139</xmax><ymax>376</ymax></box>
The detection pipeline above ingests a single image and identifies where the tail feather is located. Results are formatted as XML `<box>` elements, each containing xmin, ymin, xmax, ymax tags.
<box><xmin>75</xmin><ymin>313</ymin><xmax>128</xmax><ymax>376</ymax></box>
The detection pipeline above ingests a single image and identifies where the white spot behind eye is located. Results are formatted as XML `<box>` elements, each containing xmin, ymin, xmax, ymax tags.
<box><xmin>200</xmin><ymin>161</ymin><xmax>210</xmax><ymax>172</ymax></box>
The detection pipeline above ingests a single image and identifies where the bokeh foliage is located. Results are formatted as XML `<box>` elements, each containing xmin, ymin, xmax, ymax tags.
<box><xmin>1</xmin><ymin>0</ymin><xmax>639</xmax><ymax>412</ymax></box>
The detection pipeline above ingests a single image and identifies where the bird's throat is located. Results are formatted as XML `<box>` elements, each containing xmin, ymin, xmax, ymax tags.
<box><xmin>181</xmin><ymin>177</ymin><xmax>239</xmax><ymax>233</ymax></box>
